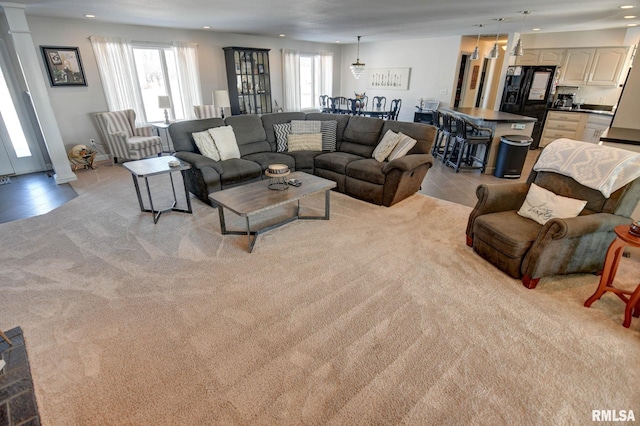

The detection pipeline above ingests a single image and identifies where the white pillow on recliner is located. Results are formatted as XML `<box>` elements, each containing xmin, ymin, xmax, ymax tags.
<box><xmin>517</xmin><ymin>183</ymin><xmax>587</xmax><ymax>225</ymax></box>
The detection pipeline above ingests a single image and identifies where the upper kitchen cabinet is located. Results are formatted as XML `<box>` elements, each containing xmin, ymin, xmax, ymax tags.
<box><xmin>515</xmin><ymin>49</ymin><xmax>565</xmax><ymax>66</ymax></box>
<box><xmin>559</xmin><ymin>47</ymin><xmax>630</xmax><ymax>86</ymax></box>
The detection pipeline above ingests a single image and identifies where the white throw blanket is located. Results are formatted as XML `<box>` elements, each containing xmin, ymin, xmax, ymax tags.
<box><xmin>533</xmin><ymin>138</ymin><xmax>640</xmax><ymax>197</ymax></box>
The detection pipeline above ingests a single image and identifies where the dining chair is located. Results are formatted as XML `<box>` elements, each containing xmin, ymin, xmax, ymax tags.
<box><xmin>387</xmin><ymin>99</ymin><xmax>402</xmax><ymax>120</ymax></box>
<box><xmin>372</xmin><ymin>96</ymin><xmax>386</xmax><ymax>111</ymax></box>
<box><xmin>319</xmin><ymin>95</ymin><xmax>330</xmax><ymax>111</ymax></box>
<box><xmin>331</xmin><ymin>96</ymin><xmax>349</xmax><ymax>114</ymax></box>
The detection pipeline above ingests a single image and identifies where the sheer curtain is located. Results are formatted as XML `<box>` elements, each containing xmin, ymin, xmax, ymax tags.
<box><xmin>282</xmin><ymin>48</ymin><xmax>300</xmax><ymax>112</ymax></box>
<box><xmin>318</xmin><ymin>51</ymin><xmax>333</xmax><ymax>99</ymax></box>
<box><xmin>89</xmin><ymin>36</ymin><xmax>146</xmax><ymax>124</ymax></box>
<box><xmin>172</xmin><ymin>42</ymin><xmax>202</xmax><ymax>120</ymax></box>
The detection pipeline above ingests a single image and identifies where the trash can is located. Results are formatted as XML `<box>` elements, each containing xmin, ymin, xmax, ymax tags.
<box><xmin>494</xmin><ymin>135</ymin><xmax>532</xmax><ymax>178</ymax></box>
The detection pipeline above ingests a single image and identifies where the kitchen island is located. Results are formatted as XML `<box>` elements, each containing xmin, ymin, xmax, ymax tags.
<box><xmin>440</xmin><ymin>107</ymin><xmax>537</xmax><ymax>175</ymax></box>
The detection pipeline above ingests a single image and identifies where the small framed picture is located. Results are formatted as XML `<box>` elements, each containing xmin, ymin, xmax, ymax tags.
<box><xmin>258</xmin><ymin>64</ymin><xmax>265</xmax><ymax>74</ymax></box>
<box><xmin>40</xmin><ymin>46</ymin><xmax>87</xmax><ymax>86</ymax></box>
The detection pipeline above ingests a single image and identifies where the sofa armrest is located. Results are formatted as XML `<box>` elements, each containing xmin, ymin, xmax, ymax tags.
<box><xmin>382</xmin><ymin>153</ymin><xmax>433</xmax><ymax>174</ymax></box>
<box><xmin>542</xmin><ymin>213</ymin><xmax>632</xmax><ymax>240</ymax></box>
<box><xmin>466</xmin><ymin>182</ymin><xmax>530</xmax><ymax>244</ymax></box>
<box><xmin>133</xmin><ymin>125</ymin><xmax>154</xmax><ymax>137</ymax></box>
<box><xmin>174</xmin><ymin>151</ymin><xmax>224</xmax><ymax>174</ymax></box>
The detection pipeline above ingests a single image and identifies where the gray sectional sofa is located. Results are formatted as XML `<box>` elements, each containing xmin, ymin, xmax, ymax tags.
<box><xmin>168</xmin><ymin>112</ymin><xmax>436</xmax><ymax>207</ymax></box>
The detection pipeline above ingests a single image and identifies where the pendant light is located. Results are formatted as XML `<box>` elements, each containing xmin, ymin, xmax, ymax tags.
<box><xmin>488</xmin><ymin>18</ymin><xmax>503</xmax><ymax>60</ymax></box>
<box><xmin>470</xmin><ymin>24</ymin><xmax>484</xmax><ymax>60</ymax></box>
<box><xmin>350</xmin><ymin>35</ymin><xmax>366</xmax><ymax>79</ymax></box>
<box><xmin>512</xmin><ymin>11</ymin><xmax>531</xmax><ymax>56</ymax></box>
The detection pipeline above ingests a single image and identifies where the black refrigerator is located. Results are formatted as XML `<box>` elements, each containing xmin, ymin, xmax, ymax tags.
<box><xmin>499</xmin><ymin>65</ymin><xmax>557</xmax><ymax>149</ymax></box>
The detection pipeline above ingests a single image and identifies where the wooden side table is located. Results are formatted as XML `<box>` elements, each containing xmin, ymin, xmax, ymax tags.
<box><xmin>584</xmin><ymin>224</ymin><xmax>640</xmax><ymax>328</ymax></box>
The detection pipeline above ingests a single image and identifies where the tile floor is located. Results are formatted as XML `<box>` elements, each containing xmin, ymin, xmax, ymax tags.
<box><xmin>0</xmin><ymin>172</ymin><xmax>77</xmax><ymax>224</ymax></box>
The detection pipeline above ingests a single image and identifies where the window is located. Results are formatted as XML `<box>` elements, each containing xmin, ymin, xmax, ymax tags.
<box><xmin>132</xmin><ymin>46</ymin><xmax>185</xmax><ymax>122</ymax></box>
<box><xmin>299</xmin><ymin>54</ymin><xmax>315</xmax><ymax>109</ymax></box>
<box><xmin>282</xmin><ymin>50</ymin><xmax>332</xmax><ymax>111</ymax></box>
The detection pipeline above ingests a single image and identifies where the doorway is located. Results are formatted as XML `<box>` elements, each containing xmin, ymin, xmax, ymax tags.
<box><xmin>475</xmin><ymin>58</ymin><xmax>490</xmax><ymax>107</ymax></box>
<box><xmin>454</xmin><ymin>54</ymin><xmax>470</xmax><ymax>107</ymax></box>
<box><xmin>0</xmin><ymin>41</ymin><xmax>47</xmax><ymax>177</ymax></box>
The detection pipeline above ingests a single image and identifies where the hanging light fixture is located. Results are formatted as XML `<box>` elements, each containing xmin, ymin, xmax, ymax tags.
<box><xmin>470</xmin><ymin>24</ymin><xmax>484</xmax><ymax>60</ymax></box>
<box><xmin>512</xmin><ymin>11</ymin><xmax>531</xmax><ymax>56</ymax></box>
<box><xmin>488</xmin><ymin>18</ymin><xmax>503</xmax><ymax>59</ymax></box>
<box><xmin>350</xmin><ymin>35</ymin><xmax>366</xmax><ymax>79</ymax></box>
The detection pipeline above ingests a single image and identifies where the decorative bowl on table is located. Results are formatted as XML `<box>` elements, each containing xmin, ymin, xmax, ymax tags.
<box><xmin>629</xmin><ymin>221</ymin><xmax>640</xmax><ymax>237</ymax></box>
<box><xmin>265</xmin><ymin>164</ymin><xmax>290</xmax><ymax>190</ymax></box>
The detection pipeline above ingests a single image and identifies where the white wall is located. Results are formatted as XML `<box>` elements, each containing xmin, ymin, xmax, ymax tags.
<box><xmin>338</xmin><ymin>36</ymin><xmax>461</xmax><ymax>122</ymax></box>
<box><xmin>612</xmin><ymin>50</ymin><xmax>640</xmax><ymax>130</ymax></box>
<box><xmin>0</xmin><ymin>16</ymin><xmax>342</xmax><ymax>153</ymax></box>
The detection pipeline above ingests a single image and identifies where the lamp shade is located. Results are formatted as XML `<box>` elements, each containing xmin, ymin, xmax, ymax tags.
<box><xmin>158</xmin><ymin>95</ymin><xmax>171</xmax><ymax>109</ymax></box>
<box><xmin>213</xmin><ymin>90</ymin><xmax>231</xmax><ymax>108</ymax></box>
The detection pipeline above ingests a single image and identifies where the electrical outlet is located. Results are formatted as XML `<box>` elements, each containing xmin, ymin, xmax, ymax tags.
<box><xmin>439</xmin><ymin>89</ymin><xmax>448</xmax><ymax>95</ymax></box>
<box><xmin>90</xmin><ymin>139</ymin><xmax>95</xmax><ymax>146</ymax></box>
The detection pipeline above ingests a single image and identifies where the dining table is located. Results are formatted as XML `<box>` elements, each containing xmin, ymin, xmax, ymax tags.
<box><xmin>321</xmin><ymin>106</ymin><xmax>389</xmax><ymax>118</ymax></box>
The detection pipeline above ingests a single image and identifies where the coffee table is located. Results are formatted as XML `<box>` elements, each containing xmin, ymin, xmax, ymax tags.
<box><xmin>208</xmin><ymin>171</ymin><xmax>336</xmax><ymax>252</ymax></box>
<box><xmin>123</xmin><ymin>156</ymin><xmax>192</xmax><ymax>224</ymax></box>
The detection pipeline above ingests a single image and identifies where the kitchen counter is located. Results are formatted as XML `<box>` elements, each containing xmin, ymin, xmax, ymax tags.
<box><xmin>547</xmin><ymin>107</ymin><xmax>614</xmax><ymax>117</ymax></box>
<box><xmin>442</xmin><ymin>107</ymin><xmax>537</xmax><ymax>123</ymax></box>
<box><xmin>441</xmin><ymin>107</ymin><xmax>536</xmax><ymax>176</ymax></box>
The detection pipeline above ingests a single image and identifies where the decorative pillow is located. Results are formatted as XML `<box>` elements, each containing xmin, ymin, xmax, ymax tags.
<box><xmin>388</xmin><ymin>132</ymin><xmax>417</xmax><ymax>161</ymax></box>
<box><xmin>192</xmin><ymin>130</ymin><xmax>220</xmax><ymax>161</ymax></box>
<box><xmin>208</xmin><ymin>126</ymin><xmax>240</xmax><ymax>160</ymax></box>
<box><xmin>291</xmin><ymin>120</ymin><xmax>321</xmax><ymax>134</ymax></box>
<box><xmin>320</xmin><ymin>120</ymin><xmax>337</xmax><ymax>151</ymax></box>
<box><xmin>372</xmin><ymin>130</ymin><xmax>400</xmax><ymax>162</ymax></box>
<box><xmin>517</xmin><ymin>183</ymin><xmax>588</xmax><ymax>225</ymax></box>
<box><xmin>287</xmin><ymin>133</ymin><xmax>323</xmax><ymax>152</ymax></box>
<box><xmin>274</xmin><ymin>122</ymin><xmax>291</xmax><ymax>152</ymax></box>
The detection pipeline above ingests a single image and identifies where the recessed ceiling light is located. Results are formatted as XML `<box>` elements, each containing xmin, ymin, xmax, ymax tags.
<box><xmin>335</xmin><ymin>41</ymin><xmax>341</xmax><ymax>43</ymax></box>
<box><xmin>532</xmin><ymin>28</ymin><xmax>541</xmax><ymax>31</ymax></box>
<box><xmin>620</xmin><ymin>5</ymin><xmax>635</xmax><ymax>9</ymax></box>
<box><xmin>628</xmin><ymin>23</ymin><xmax>638</xmax><ymax>26</ymax></box>
<box><xmin>279</xmin><ymin>34</ymin><xmax>286</xmax><ymax>37</ymax></box>
<box><xmin>624</xmin><ymin>15</ymin><xmax>637</xmax><ymax>18</ymax></box>
<box><xmin>203</xmin><ymin>26</ymin><xmax>211</xmax><ymax>29</ymax></box>
<box><xmin>84</xmin><ymin>14</ymin><xmax>95</xmax><ymax>18</ymax></box>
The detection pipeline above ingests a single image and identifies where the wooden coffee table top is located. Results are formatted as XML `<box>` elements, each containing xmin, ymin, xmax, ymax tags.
<box><xmin>209</xmin><ymin>171</ymin><xmax>336</xmax><ymax>217</ymax></box>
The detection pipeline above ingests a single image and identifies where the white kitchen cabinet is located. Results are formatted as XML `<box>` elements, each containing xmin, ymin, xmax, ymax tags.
<box><xmin>559</xmin><ymin>47</ymin><xmax>630</xmax><ymax>86</ymax></box>
<box><xmin>582</xmin><ymin>114</ymin><xmax>613</xmax><ymax>143</ymax></box>
<box><xmin>538</xmin><ymin>49</ymin><xmax>565</xmax><ymax>66</ymax></box>
<box><xmin>559</xmin><ymin>49</ymin><xmax>595</xmax><ymax>85</ymax></box>
<box><xmin>587</xmin><ymin>47</ymin><xmax>629</xmax><ymax>86</ymax></box>
<box><xmin>515</xmin><ymin>49</ymin><xmax>565</xmax><ymax>66</ymax></box>
<box><xmin>515</xmin><ymin>50</ymin><xmax>540</xmax><ymax>65</ymax></box>
<box><xmin>540</xmin><ymin>111</ymin><xmax>587</xmax><ymax>147</ymax></box>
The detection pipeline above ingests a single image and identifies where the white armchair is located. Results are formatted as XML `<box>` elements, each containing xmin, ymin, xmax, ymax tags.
<box><xmin>93</xmin><ymin>109</ymin><xmax>163</xmax><ymax>163</ymax></box>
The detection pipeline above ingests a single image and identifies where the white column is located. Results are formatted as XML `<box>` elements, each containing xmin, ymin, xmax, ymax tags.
<box><xmin>0</xmin><ymin>2</ymin><xmax>76</xmax><ymax>183</ymax></box>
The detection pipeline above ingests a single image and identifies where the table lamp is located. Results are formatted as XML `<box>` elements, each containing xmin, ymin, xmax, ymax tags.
<box><xmin>158</xmin><ymin>95</ymin><xmax>171</xmax><ymax>124</ymax></box>
<box><xmin>213</xmin><ymin>90</ymin><xmax>231</xmax><ymax>119</ymax></box>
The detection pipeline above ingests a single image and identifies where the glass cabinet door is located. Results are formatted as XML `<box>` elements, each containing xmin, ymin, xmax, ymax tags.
<box><xmin>224</xmin><ymin>47</ymin><xmax>272</xmax><ymax>115</ymax></box>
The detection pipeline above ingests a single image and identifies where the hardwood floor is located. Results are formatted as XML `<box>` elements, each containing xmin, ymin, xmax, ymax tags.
<box><xmin>419</xmin><ymin>148</ymin><xmax>539</xmax><ymax>207</ymax></box>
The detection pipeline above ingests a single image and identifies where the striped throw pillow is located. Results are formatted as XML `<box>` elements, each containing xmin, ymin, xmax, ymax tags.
<box><xmin>387</xmin><ymin>132</ymin><xmax>417</xmax><ymax>161</ymax></box>
<box><xmin>274</xmin><ymin>122</ymin><xmax>291</xmax><ymax>152</ymax></box>
<box><xmin>291</xmin><ymin>120</ymin><xmax>321</xmax><ymax>134</ymax></box>
<box><xmin>320</xmin><ymin>120</ymin><xmax>337</xmax><ymax>151</ymax></box>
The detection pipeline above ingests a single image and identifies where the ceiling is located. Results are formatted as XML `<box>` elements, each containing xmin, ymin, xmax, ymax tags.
<box><xmin>5</xmin><ymin>0</ymin><xmax>639</xmax><ymax>43</ymax></box>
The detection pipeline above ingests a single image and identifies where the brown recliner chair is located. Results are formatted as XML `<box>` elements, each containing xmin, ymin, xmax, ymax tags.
<box><xmin>466</xmin><ymin>144</ymin><xmax>640</xmax><ymax>289</ymax></box>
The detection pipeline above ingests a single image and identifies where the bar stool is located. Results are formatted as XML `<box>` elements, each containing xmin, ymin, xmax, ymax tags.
<box><xmin>435</xmin><ymin>112</ymin><xmax>457</xmax><ymax>163</ymax></box>
<box><xmin>584</xmin><ymin>224</ymin><xmax>640</xmax><ymax>328</ymax></box>
<box><xmin>445</xmin><ymin>117</ymin><xmax>493</xmax><ymax>173</ymax></box>
<box><xmin>430</xmin><ymin>110</ymin><xmax>444</xmax><ymax>156</ymax></box>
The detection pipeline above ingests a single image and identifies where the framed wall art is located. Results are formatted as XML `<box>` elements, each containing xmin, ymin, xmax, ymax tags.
<box><xmin>40</xmin><ymin>46</ymin><xmax>87</xmax><ymax>87</ymax></box>
<box><xmin>367</xmin><ymin>67</ymin><xmax>411</xmax><ymax>90</ymax></box>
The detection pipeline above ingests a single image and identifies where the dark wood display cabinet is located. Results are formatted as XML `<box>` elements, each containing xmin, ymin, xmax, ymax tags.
<box><xmin>223</xmin><ymin>47</ymin><xmax>272</xmax><ymax>115</ymax></box>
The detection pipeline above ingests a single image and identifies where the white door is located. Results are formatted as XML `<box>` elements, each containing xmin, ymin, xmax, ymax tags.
<box><xmin>0</xmin><ymin>41</ymin><xmax>47</xmax><ymax>176</ymax></box>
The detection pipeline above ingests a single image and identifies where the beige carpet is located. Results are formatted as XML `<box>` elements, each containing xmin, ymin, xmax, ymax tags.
<box><xmin>1</xmin><ymin>163</ymin><xmax>639</xmax><ymax>425</ymax></box>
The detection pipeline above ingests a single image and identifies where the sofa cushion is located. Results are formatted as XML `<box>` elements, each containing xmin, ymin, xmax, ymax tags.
<box><xmin>346</xmin><ymin>158</ymin><xmax>387</xmax><ymax>185</ymax></box>
<box><xmin>287</xmin><ymin>150</ymin><xmax>323</xmax><ymax>171</ymax></box>
<box><xmin>341</xmin><ymin>115</ymin><xmax>385</xmax><ymax>157</ymax></box>
<box><xmin>473</xmin><ymin>211</ymin><xmax>541</xmax><ymax>258</ymax></box>
<box><xmin>315</xmin><ymin>151</ymin><xmax>363</xmax><ymax>174</ymax></box>
<box><xmin>219</xmin><ymin>158</ymin><xmax>263</xmax><ymax>186</ymax></box>
<box><xmin>273</xmin><ymin>122</ymin><xmax>291</xmax><ymax>152</ymax></box>
<box><xmin>224</xmin><ymin>115</ymin><xmax>271</xmax><ymax>156</ymax></box>
<box><xmin>242</xmin><ymin>152</ymin><xmax>295</xmax><ymax>172</ymax></box>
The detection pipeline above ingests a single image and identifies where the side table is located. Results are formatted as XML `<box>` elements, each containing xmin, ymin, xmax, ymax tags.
<box><xmin>123</xmin><ymin>156</ymin><xmax>192</xmax><ymax>224</ymax></box>
<box><xmin>151</xmin><ymin>122</ymin><xmax>175</xmax><ymax>153</ymax></box>
<box><xmin>584</xmin><ymin>224</ymin><xmax>640</xmax><ymax>328</ymax></box>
